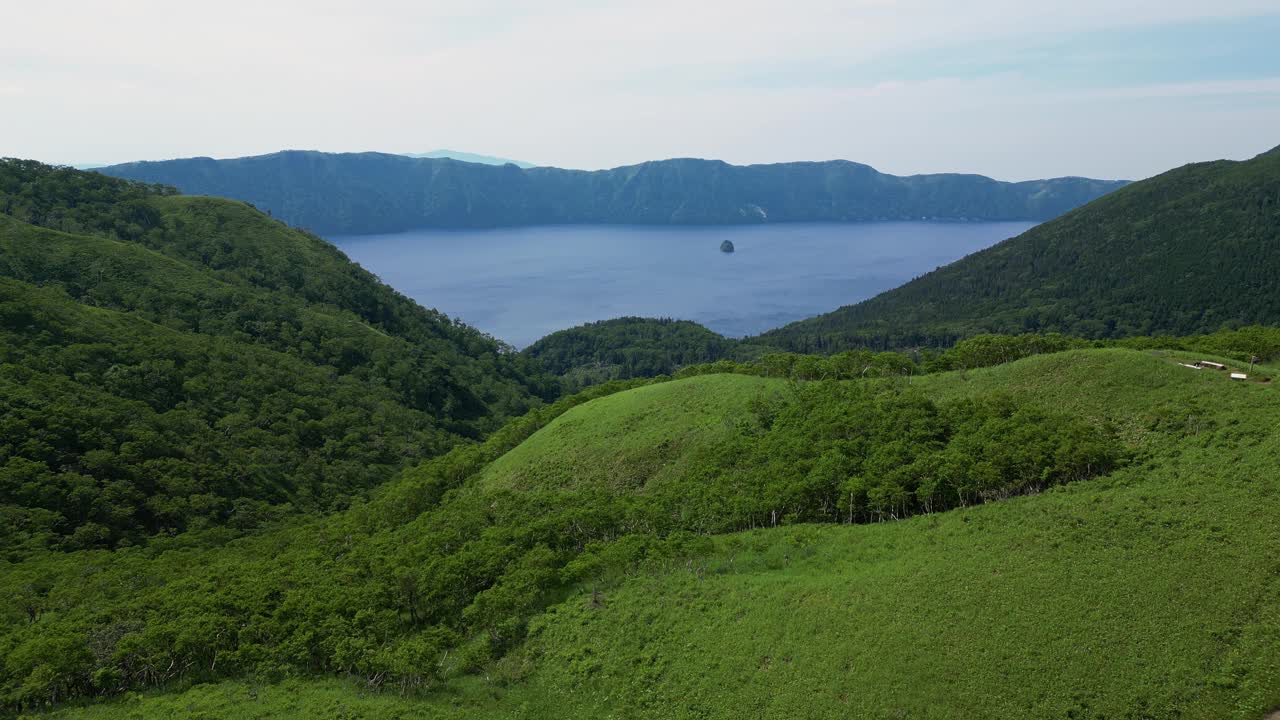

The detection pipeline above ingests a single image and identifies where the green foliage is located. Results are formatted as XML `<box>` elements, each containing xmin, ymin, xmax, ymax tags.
<box><xmin>0</xmin><ymin>159</ymin><xmax>175</xmax><ymax>241</ymax></box>
<box><xmin>8</xmin><ymin>155</ymin><xmax>1280</xmax><ymax>720</ymax></box>
<box><xmin>0</xmin><ymin>374</ymin><xmax>657</xmax><ymax>712</ymax></box>
<box><xmin>1</xmin><ymin>352</ymin><xmax>1128</xmax><ymax>713</ymax></box>
<box><xmin>523</xmin><ymin>317</ymin><xmax>740</xmax><ymax>390</ymax></box>
<box><xmin>923</xmin><ymin>332</ymin><xmax>1093</xmax><ymax>371</ymax></box>
<box><xmin>479</xmin><ymin>373</ymin><xmax>1122</xmax><ymax>531</ymax></box>
<box><xmin>0</xmin><ymin>160</ymin><xmax>556</xmax><ymax>550</ymax></box>
<box><xmin>1113</xmin><ymin>325</ymin><xmax>1280</xmax><ymax>366</ymax></box>
<box><xmin>529</xmin><ymin>319</ymin><xmax>1280</xmax><ymax>391</ymax></box>
<box><xmin>97</xmin><ymin>151</ymin><xmax>1124</xmax><ymax>234</ymax></box>
<box><xmin>762</xmin><ymin>146</ymin><xmax>1280</xmax><ymax>351</ymax></box>
<box><xmin>0</xmin><ymin>278</ymin><xmax>454</xmax><ymax>551</ymax></box>
<box><xmin>27</xmin><ymin>346</ymin><xmax>1280</xmax><ymax>720</ymax></box>
<box><xmin>728</xmin><ymin>383</ymin><xmax>1121</xmax><ymax>524</ymax></box>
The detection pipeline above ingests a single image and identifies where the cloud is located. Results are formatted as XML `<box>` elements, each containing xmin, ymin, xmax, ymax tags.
<box><xmin>1061</xmin><ymin>77</ymin><xmax>1280</xmax><ymax>101</ymax></box>
<box><xmin>2</xmin><ymin>0</ymin><xmax>1278</xmax><ymax>179</ymax></box>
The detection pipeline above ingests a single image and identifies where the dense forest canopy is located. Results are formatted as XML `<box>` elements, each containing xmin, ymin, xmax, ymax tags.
<box><xmin>758</xmin><ymin>145</ymin><xmax>1280</xmax><ymax>352</ymax></box>
<box><xmin>97</xmin><ymin>151</ymin><xmax>1126</xmax><ymax>234</ymax></box>
<box><xmin>522</xmin><ymin>317</ymin><xmax>753</xmax><ymax>390</ymax></box>
<box><xmin>0</xmin><ymin>159</ymin><xmax>556</xmax><ymax>551</ymax></box>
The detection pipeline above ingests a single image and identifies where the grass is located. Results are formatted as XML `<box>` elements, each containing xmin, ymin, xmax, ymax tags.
<box><xmin>39</xmin><ymin>348</ymin><xmax>1280</xmax><ymax>719</ymax></box>
<box><xmin>527</xmin><ymin>460</ymin><xmax>1280</xmax><ymax>718</ymax></box>
<box><xmin>510</xmin><ymin>349</ymin><xmax>1280</xmax><ymax>719</ymax></box>
<box><xmin>477</xmin><ymin>374</ymin><xmax>781</xmax><ymax>494</ymax></box>
<box><xmin>32</xmin><ymin>678</ymin><xmax>479</xmax><ymax>720</ymax></box>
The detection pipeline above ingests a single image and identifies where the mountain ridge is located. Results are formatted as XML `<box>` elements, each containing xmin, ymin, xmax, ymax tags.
<box><xmin>97</xmin><ymin>150</ymin><xmax>1127</xmax><ymax>234</ymax></box>
<box><xmin>403</xmin><ymin>149</ymin><xmax>535</xmax><ymax>167</ymax></box>
<box><xmin>758</xmin><ymin>144</ymin><xmax>1280</xmax><ymax>351</ymax></box>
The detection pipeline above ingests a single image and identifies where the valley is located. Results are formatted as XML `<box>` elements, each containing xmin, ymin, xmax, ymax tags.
<box><xmin>8</xmin><ymin>1</ymin><xmax>1280</xmax><ymax>716</ymax></box>
<box><xmin>2</xmin><ymin>106</ymin><xmax>1278</xmax><ymax>720</ymax></box>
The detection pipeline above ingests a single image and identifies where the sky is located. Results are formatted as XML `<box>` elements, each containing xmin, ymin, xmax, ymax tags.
<box><xmin>3</xmin><ymin>0</ymin><xmax>1279</xmax><ymax>181</ymax></box>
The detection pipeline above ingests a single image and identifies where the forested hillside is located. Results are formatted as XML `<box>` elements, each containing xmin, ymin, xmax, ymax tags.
<box><xmin>0</xmin><ymin>160</ymin><xmax>555</xmax><ymax>552</ymax></box>
<box><xmin>761</xmin><ymin>144</ymin><xmax>1280</xmax><ymax>352</ymax></box>
<box><xmin>521</xmin><ymin>317</ymin><xmax>759</xmax><ymax>390</ymax></box>
<box><xmin>8</xmin><ymin>336</ymin><xmax>1280</xmax><ymax>719</ymax></box>
<box><xmin>97</xmin><ymin>151</ymin><xmax>1125</xmax><ymax>234</ymax></box>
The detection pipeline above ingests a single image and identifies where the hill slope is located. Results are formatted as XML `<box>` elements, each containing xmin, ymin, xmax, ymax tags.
<box><xmin>31</xmin><ymin>348</ymin><xmax>1280</xmax><ymax>719</ymax></box>
<box><xmin>761</xmin><ymin>145</ymin><xmax>1280</xmax><ymax>351</ymax></box>
<box><xmin>97</xmin><ymin>151</ymin><xmax>1126</xmax><ymax>234</ymax></box>
<box><xmin>0</xmin><ymin>160</ymin><xmax>554</xmax><ymax>550</ymax></box>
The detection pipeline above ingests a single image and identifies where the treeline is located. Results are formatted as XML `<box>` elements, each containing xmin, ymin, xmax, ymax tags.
<box><xmin>689</xmin><ymin>383</ymin><xmax>1122</xmax><ymax>526</ymax></box>
<box><xmin>533</xmin><ymin>325</ymin><xmax>1280</xmax><ymax>388</ymax></box>
<box><xmin>0</xmin><ymin>362</ymin><xmax>1124</xmax><ymax>711</ymax></box>
<box><xmin>670</xmin><ymin>334</ymin><xmax>1082</xmax><ymax>382</ymax></box>
<box><xmin>528</xmin><ymin>315</ymin><xmax>1280</xmax><ymax>388</ymax></box>
<box><xmin>758</xmin><ymin>145</ymin><xmax>1280</xmax><ymax>351</ymax></box>
<box><xmin>0</xmin><ymin>160</ymin><xmax>556</xmax><ymax>552</ymax></box>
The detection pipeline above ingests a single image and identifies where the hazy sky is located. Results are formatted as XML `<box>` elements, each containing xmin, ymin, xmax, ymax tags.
<box><xmin>4</xmin><ymin>0</ymin><xmax>1279</xmax><ymax>180</ymax></box>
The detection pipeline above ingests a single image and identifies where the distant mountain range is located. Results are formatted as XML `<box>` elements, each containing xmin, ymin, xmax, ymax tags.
<box><xmin>96</xmin><ymin>151</ymin><xmax>1127</xmax><ymax>235</ymax></box>
<box><xmin>402</xmin><ymin>149</ymin><xmax>535</xmax><ymax>168</ymax></box>
<box><xmin>760</xmin><ymin>144</ymin><xmax>1280</xmax><ymax>350</ymax></box>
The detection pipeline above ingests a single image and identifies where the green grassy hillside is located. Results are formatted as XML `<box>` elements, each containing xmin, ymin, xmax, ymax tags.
<box><xmin>517</xmin><ymin>351</ymin><xmax>1280</xmax><ymax>718</ymax></box>
<box><xmin>477</xmin><ymin>374</ymin><xmax>779</xmax><ymax>494</ymax></box>
<box><xmin>761</xmin><ymin>144</ymin><xmax>1280</xmax><ymax>351</ymax></box>
<box><xmin>29</xmin><ymin>347</ymin><xmax>1280</xmax><ymax>719</ymax></box>
<box><xmin>525</xmin><ymin>466</ymin><xmax>1280</xmax><ymax>719</ymax></box>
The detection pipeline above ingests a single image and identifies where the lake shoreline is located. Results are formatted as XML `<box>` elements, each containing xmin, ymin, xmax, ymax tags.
<box><xmin>332</xmin><ymin>220</ymin><xmax>1036</xmax><ymax>348</ymax></box>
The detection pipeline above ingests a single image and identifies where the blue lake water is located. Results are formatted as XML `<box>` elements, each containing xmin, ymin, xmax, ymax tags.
<box><xmin>332</xmin><ymin>221</ymin><xmax>1035</xmax><ymax>348</ymax></box>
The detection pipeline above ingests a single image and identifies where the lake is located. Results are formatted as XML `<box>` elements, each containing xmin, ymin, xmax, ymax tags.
<box><xmin>332</xmin><ymin>221</ymin><xmax>1036</xmax><ymax>348</ymax></box>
